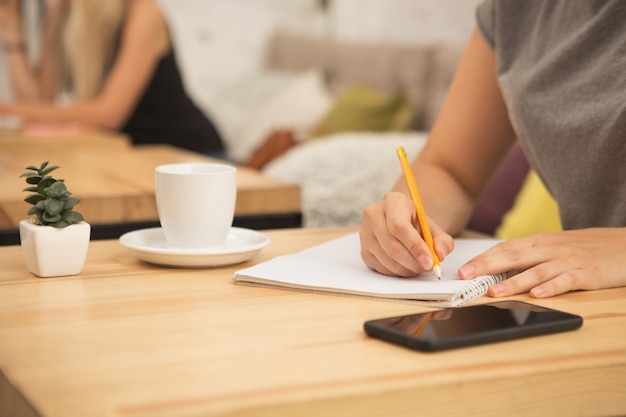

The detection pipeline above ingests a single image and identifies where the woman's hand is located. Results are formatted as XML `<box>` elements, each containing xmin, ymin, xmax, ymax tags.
<box><xmin>359</xmin><ymin>191</ymin><xmax>454</xmax><ymax>277</ymax></box>
<box><xmin>459</xmin><ymin>228</ymin><xmax>626</xmax><ymax>298</ymax></box>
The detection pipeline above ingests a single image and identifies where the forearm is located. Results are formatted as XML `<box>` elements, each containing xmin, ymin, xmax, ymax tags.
<box><xmin>392</xmin><ymin>161</ymin><xmax>474</xmax><ymax>236</ymax></box>
<box><xmin>1</xmin><ymin>11</ymin><xmax>43</xmax><ymax>100</ymax></box>
<box><xmin>3</xmin><ymin>48</ymin><xmax>44</xmax><ymax>100</ymax></box>
<box><xmin>0</xmin><ymin>99</ymin><xmax>124</xmax><ymax>129</ymax></box>
<box><xmin>360</xmin><ymin>28</ymin><xmax>517</xmax><ymax>278</ymax></box>
<box><xmin>392</xmin><ymin>28</ymin><xmax>516</xmax><ymax>236</ymax></box>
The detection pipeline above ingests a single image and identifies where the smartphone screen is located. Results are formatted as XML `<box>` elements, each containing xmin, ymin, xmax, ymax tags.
<box><xmin>364</xmin><ymin>300</ymin><xmax>583</xmax><ymax>352</ymax></box>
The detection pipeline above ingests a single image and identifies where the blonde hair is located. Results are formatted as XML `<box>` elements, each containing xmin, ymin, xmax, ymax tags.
<box><xmin>48</xmin><ymin>0</ymin><xmax>130</xmax><ymax>99</ymax></box>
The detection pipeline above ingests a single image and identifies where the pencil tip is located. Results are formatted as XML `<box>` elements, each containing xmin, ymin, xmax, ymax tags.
<box><xmin>433</xmin><ymin>265</ymin><xmax>442</xmax><ymax>280</ymax></box>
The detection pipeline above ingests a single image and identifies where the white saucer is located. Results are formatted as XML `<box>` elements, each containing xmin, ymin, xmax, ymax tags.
<box><xmin>119</xmin><ymin>227</ymin><xmax>270</xmax><ymax>268</ymax></box>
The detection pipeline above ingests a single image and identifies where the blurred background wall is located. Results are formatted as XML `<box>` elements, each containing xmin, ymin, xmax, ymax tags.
<box><xmin>157</xmin><ymin>0</ymin><xmax>479</xmax><ymax>110</ymax></box>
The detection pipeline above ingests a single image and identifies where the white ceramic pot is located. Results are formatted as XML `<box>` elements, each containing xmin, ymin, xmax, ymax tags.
<box><xmin>19</xmin><ymin>219</ymin><xmax>91</xmax><ymax>278</ymax></box>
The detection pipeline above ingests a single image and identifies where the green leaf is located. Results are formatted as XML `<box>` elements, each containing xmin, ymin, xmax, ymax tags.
<box><xmin>42</xmin><ymin>211</ymin><xmax>62</xmax><ymax>223</ymax></box>
<box><xmin>63</xmin><ymin>211</ymin><xmax>84</xmax><ymax>223</ymax></box>
<box><xmin>41</xmin><ymin>165</ymin><xmax>59</xmax><ymax>176</ymax></box>
<box><xmin>27</xmin><ymin>206</ymin><xmax>41</xmax><ymax>215</ymax></box>
<box><xmin>51</xmin><ymin>220</ymin><xmax>70</xmax><ymax>228</ymax></box>
<box><xmin>50</xmin><ymin>181</ymin><xmax>67</xmax><ymax>192</ymax></box>
<box><xmin>22</xmin><ymin>186</ymin><xmax>38</xmax><ymax>192</ymax></box>
<box><xmin>37</xmin><ymin>178</ymin><xmax>56</xmax><ymax>194</ymax></box>
<box><xmin>44</xmin><ymin>198</ymin><xmax>64</xmax><ymax>215</ymax></box>
<box><xmin>24</xmin><ymin>165</ymin><xmax>39</xmax><ymax>171</ymax></box>
<box><xmin>24</xmin><ymin>175</ymin><xmax>43</xmax><ymax>185</ymax></box>
<box><xmin>46</xmin><ymin>182</ymin><xmax>70</xmax><ymax>199</ymax></box>
<box><xmin>63</xmin><ymin>197</ymin><xmax>80</xmax><ymax>210</ymax></box>
<box><xmin>24</xmin><ymin>194</ymin><xmax>46</xmax><ymax>205</ymax></box>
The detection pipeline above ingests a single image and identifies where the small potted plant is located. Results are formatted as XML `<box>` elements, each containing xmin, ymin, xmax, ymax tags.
<box><xmin>19</xmin><ymin>161</ymin><xmax>91</xmax><ymax>277</ymax></box>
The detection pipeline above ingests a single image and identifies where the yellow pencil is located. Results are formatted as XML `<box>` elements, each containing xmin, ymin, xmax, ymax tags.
<box><xmin>396</xmin><ymin>147</ymin><xmax>441</xmax><ymax>279</ymax></box>
<box><xmin>413</xmin><ymin>312</ymin><xmax>434</xmax><ymax>336</ymax></box>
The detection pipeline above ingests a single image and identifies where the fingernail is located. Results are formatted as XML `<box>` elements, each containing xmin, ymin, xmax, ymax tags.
<box><xmin>490</xmin><ymin>283</ymin><xmax>504</xmax><ymax>296</ymax></box>
<box><xmin>418</xmin><ymin>254</ymin><xmax>433</xmax><ymax>270</ymax></box>
<box><xmin>458</xmin><ymin>264</ymin><xmax>475</xmax><ymax>279</ymax></box>
<box><xmin>531</xmin><ymin>286</ymin><xmax>546</xmax><ymax>298</ymax></box>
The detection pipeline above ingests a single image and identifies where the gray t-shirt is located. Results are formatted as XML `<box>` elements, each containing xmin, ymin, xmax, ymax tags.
<box><xmin>476</xmin><ymin>0</ymin><xmax>626</xmax><ymax>229</ymax></box>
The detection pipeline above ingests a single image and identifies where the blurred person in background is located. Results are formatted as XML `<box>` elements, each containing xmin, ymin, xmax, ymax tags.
<box><xmin>0</xmin><ymin>0</ymin><xmax>225</xmax><ymax>157</ymax></box>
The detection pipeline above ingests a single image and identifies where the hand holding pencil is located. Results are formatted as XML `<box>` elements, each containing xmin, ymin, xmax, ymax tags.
<box><xmin>396</xmin><ymin>146</ymin><xmax>442</xmax><ymax>279</ymax></box>
<box><xmin>358</xmin><ymin>146</ymin><xmax>452</xmax><ymax>278</ymax></box>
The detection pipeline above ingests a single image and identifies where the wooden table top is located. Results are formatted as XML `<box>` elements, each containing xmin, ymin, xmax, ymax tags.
<box><xmin>0</xmin><ymin>129</ymin><xmax>300</xmax><ymax>229</ymax></box>
<box><xmin>0</xmin><ymin>227</ymin><xmax>625</xmax><ymax>417</ymax></box>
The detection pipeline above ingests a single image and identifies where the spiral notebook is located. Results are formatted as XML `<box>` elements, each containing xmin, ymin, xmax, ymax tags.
<box><xmin>233</xmin><ymin>232</ymin><xmax>517</xmax><ymax>308</ymax></box>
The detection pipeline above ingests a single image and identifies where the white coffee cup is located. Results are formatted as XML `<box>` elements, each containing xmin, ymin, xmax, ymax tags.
<box><xmin>155</xmin><ymin>163</ymin><xmax>237</xmax><ymax>248</ymax></box>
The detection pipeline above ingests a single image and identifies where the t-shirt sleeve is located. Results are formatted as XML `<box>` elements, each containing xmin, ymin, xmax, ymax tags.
<box><xmin>476</xmin><ymin>0</ymin><xmax>496</xmax><ymax>48</ymax></box>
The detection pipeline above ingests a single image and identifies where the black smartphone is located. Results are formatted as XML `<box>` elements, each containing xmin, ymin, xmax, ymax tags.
<box><xmin>364</xmin><ymin>300</ymin><xmax>583</xmax><ymax>352</ymax></box>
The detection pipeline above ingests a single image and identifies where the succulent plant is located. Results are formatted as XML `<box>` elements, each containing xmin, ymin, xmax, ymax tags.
<box><xmin>20</xmin><ymin>161</ymin><xmax>84</xmax><ymax>228</ymax></box>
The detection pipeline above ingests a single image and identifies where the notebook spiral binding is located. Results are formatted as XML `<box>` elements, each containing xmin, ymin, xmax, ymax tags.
<box><xmin>456</xmin><ymin>271</ymin><xmax>518</xmax><ymax>305</ymax></box>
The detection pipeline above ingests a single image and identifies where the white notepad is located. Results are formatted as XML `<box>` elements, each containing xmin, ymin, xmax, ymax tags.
<box><xmin>233</xmin><ymin>232</ymin><xmax>516</xmax><ymax>308</ymax></box>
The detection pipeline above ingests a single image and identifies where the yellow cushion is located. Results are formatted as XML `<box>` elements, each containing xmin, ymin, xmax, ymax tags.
<box><xmin>495</xmin><ymin>170</ymin><xmax>561</xmax><ymax>239</ymax></box>
<box><xmin>310</xmin><ymin>83</ymin><xmax>415</xmax><ymax>138</ymax></box>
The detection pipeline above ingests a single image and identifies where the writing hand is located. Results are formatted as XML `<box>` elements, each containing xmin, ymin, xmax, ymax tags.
<box><xmin>359</xmin><ymin>191</ymin><xmax>453</xmax><ymax>277</ymax></box>
<box><xmin>459</xmin><ymin>228</ymin><xmax>626</xmax><ymax>297</ymax></box>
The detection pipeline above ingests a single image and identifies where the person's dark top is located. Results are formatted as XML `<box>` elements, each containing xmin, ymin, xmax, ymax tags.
<box><xmin>121</xmin><ymin>49</ymin><xmax>224</xmax><ymax>155</ymax></box>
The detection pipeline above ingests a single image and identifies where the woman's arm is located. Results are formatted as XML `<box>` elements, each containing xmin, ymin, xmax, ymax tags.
<box><xmin>0</xmin><ymin>0</ymin><xmax>170</xmax><ymax>129</ymax></box>
<box><xmin>360</xmin><ymin>29</ymin><xmax>626</xmax><ymax>298</ymax></box>
<box><xmin>0</xmin><ymin>0</ymin><xmax>43</xmax><ymax>99</ymax></box>
<box><xmin>359</xmin><ymin>28</ymin><xmax>517</xmax><ymax>277</ymax></box>
<box><xmin>404</xmin><ymin>28</ymin><xmax>517</xmax><ymax>235</ymax></box>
